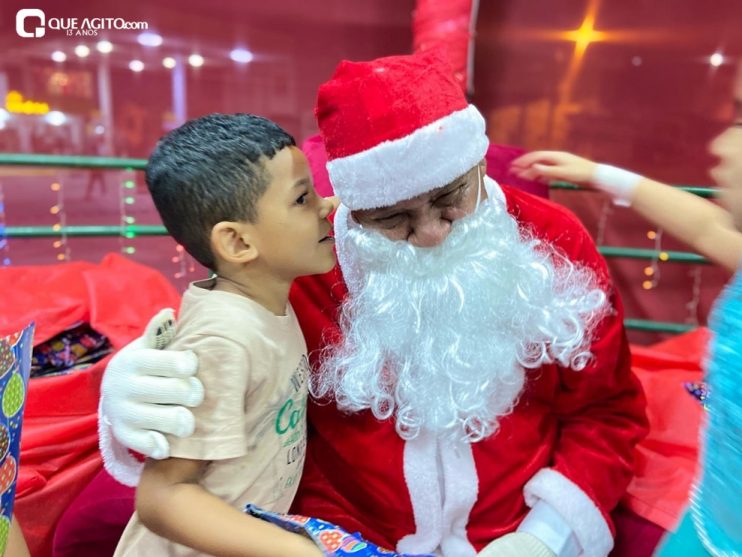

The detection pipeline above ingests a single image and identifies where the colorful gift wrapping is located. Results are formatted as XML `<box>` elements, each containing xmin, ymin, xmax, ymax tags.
<box><xmin>245</xmin><ymin>504</ymin><xmax>435</xmax><ymax>557</ymax></box>
<box><xmin>31</xmin><ymin>321</ymin><xmax>112</xmax><ymax>378</ymax></box>
<box><xmin>0</xmin><ymin>322</ymin><xmax>34</xmax><ymax>554</ymax></box>
<box><xmin>684</xmin><ymin>381</ymin><xmax>709</xmax><ymax>408</ymax></box>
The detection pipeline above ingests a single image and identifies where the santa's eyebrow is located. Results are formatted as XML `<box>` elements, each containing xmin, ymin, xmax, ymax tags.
<box><xmin>446</xmin><ymin>169</ymin><xmax>472</xmax><ymax>187</ymax></box>
<box><xmin>435</xmin><ymin>179</ymin><xmax>468</xmax><ymax>197</ymax></box>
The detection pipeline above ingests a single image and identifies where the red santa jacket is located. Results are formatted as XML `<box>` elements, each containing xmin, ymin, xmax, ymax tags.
<box><xmin>288</xmin><ymin>184</ymin><xmax>648</xmax><ymax>556</ymax></box>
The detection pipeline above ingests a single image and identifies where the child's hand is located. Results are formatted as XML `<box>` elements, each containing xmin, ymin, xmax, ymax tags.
<box><xmin>510</xmin><ymin>151</ymin><xmax>597</xmax><ymax>186</ymax></box>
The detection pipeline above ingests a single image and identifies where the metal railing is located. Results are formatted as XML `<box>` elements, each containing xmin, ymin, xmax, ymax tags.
<box><xmin>0</xmin><ymin>154</ymin><xmax>721</xmax><ymax>334</ymax></box>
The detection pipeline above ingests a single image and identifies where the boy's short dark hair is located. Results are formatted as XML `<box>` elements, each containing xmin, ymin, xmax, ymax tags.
<box><xmin>146</xmin><ymin>113</ymin><xmax>296</xmax><ymax>270</ymax></box>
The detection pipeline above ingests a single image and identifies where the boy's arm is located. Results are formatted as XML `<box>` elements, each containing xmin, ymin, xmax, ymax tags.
<box><xmin>137</xmin><ymin>457</ymin><xmax>322</xmax><ymax>557</ymax></box>
<box><xmin>6</xmin><ymin>517</ymin><xmax>30</xmax><ymax>557</ymax></box>
<box><xmin>511</xmin><ymin>151</ymin><xmax>742</xmax><ymax>273</ymax></box>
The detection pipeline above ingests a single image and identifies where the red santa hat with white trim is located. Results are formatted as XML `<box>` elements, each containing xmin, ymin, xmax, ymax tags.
<box><xmin>315</xmin><ymin>51</ymin><xmax>489</xmax><ymax>211</ymax></box>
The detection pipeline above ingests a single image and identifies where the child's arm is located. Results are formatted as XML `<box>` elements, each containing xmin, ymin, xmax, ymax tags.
<box><xmin>137</xmin><ymin>457</ymin><xmax>323</xmax><ymax>557</ymax></box>
<box><xmin>5</xmin><ymin>517</ymin><xmax>30</xmax><ymax>557</ymax></box>
<box><xmin>511</xmin><ymin>151</ymin><xmax>742</xmax><ymax>273</ymax></box>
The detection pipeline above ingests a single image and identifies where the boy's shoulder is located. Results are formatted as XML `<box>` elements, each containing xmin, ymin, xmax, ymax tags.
<box><xmin>173</xmin><ymin>278</ymin><xmax>301</xmax><ymax>348</ymax></box>
<box><xmin>175</xmin><ymin>279</ymin><xmax>268</xmax><ymax>346</ymax></box>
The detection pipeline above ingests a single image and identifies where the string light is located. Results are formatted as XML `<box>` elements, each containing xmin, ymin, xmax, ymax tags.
<box><xmin>172</xmin><ymin>244</ymin><xmax>186</xmax><ymax>278</ymax></box>
<box><xmin>685</xmin><ymin>267</ymin><xmax>703</xmax><ymax>326</ymax></box>
<box><xmin>50</xmin><ymin>180</ymin><xmax>70</xmax><ymax>261</ymax></box>
<box><xmin>171</xmin><ymin>244</ymin><xmax>198</xmax><ymax>280</ymax></box>
<box><xmin>642</xmin><ymin>229</ymin><xmax>664</xmax><ymax>290</ymax></box>
<box><xmin>119</xmin><ymin>170</ymin><xmax>137</xmax><ymax>255</ymax></box>
<box><xmin>0</xmin><ymin>182</ymin><xmax>10</xmax><ymax>266</ymax></box>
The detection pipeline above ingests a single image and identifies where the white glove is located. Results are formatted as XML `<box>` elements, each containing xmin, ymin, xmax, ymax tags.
<box><xmin>478</xmin><ymin>532</ymin><xmax>556</xmax><ymax>557</ymax></box>
<box><xmin>98</xmin><ymin>308</ymin><xmax>203</xmax><ymax>485</ymax></box>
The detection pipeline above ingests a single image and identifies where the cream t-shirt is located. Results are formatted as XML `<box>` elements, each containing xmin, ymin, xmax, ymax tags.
<box><xmin>114</xmin><ymin>278</ymin><xmax>309</xmax><ymax>556</ymax></box>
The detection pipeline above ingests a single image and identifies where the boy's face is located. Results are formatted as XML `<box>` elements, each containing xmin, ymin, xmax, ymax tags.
<box><xmin>709</xmin><ymin>62</ymin><xmax>742</xmax><ymax>230</ymax></box>
<box><xmin>250</xmin><ymin>146</ymin><xmax>336</xmax><ymax>279</ymax></box>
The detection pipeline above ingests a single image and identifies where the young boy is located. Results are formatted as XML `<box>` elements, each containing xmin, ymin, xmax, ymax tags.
<box><xmin>113</xmin><ymin>113</ymin><xmax>336</xmax><ymax>557</ymax></box>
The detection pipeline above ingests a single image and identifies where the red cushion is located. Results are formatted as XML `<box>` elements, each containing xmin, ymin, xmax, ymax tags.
<box><xmin>0</xmin><ymin>254</ymin><xmax>181</xmax><ymax>557</ymax></box>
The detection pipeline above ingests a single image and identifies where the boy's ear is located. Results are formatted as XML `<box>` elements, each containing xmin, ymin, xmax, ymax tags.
<box><xmin>210</xmin><ymin>221</ymin><xmax>258</xmax><ymax>265</ymax></box>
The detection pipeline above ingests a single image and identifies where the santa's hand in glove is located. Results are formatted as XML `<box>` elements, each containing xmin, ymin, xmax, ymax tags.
<box><xmin>477</xmin><ymin>532</ymin><xmax>556</xmax><ymax>557</ymax></box>
<box><xmin>98</xmin><ymin>309</ymin><xmax>203</xmax><ymax>485</ymax></box>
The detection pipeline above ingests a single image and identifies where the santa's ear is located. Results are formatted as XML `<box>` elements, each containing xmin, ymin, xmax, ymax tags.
<box><xmin>210</xmin><ymin>221</ymin><xmax>258</xmax><ymax>265</ymax></box>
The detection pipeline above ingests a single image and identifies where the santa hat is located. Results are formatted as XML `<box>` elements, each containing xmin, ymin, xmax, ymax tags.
<box><xmin>315</xmin><ymin>51</ymin><xmax>489</xmax><ymax>210</ymax></box>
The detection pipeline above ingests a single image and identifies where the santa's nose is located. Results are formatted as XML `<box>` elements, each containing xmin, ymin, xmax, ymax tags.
<box><xmin>409</xmin><ymin>218</ymin><xmax>452</xmax><ymax>248</ymax></box>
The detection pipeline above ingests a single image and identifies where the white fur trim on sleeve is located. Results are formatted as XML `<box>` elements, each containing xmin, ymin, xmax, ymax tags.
<box><xmin>98</xmin><ymin>399</ymin><xmax>143</xmax><ymax>487</ymax></box>
<box><xmin>523</xmin><ymin>468</ymin><xmax>613</xmax><ymax>557</ymax></box>
<box><xmin>327</xmin><ymin>105</ymin><xmax>489</xmax><ymax>210</ymax></box>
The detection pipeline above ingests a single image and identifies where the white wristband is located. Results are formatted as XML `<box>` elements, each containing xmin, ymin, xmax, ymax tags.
<box><xmin>592</xmin><ymin>164</ymin><xmax>643</xmax><ymax>207</ymax></box>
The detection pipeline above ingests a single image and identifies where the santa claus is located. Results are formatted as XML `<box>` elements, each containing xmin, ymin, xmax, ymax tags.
<box><xmin>99</xmin><ymin>52</ymin><xmax>647</xmax><ymax>557</ymax></box>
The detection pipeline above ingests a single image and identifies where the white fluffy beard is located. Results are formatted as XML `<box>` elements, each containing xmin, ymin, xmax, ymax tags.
<box><xmin>313</xmin><ymin>197</ymin><xmax>610</xmax><ymax>443</ymax></box>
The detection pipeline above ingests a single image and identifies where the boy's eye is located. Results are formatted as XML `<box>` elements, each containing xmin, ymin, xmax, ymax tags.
<box><xmin>296</xmin><ymin>192</ymin><xmax>308</xmax><ymax>205</ymax></box>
